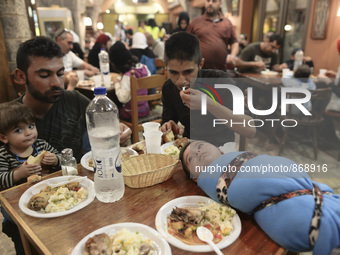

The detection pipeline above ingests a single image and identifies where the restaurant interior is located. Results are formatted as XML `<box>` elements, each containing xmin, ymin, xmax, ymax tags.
<box><xmin>0</xmin><ymin>0</ymin><xmax>340</xmax><ymax>254</ymax></box>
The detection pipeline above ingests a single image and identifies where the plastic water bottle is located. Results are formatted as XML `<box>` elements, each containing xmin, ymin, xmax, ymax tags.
<box><xmin>293</xmin><ymin>49</ymin><xmax>304</xmax><ymax>71</ymax></box>
<box><xmin>86</xmin><ymin>87</ymin><xmax>124</xmax><ymax>203</ymax></box>
<box><xmin>98</xmin><ymin>48</ymin><xmax>110</xmax><ymax>75</ymax></box>
<box><xmin>61</xmin><ymin>148</ymin><xmax>78</xmax><ymax>176</ymax></box>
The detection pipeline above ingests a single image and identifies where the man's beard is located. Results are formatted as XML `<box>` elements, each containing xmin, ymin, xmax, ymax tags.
<box><xmin>26</xmin><ymin>78</ymin><xmax>63</xmax><ymax>103</ymax></box>
<box><xmin>206</xmin><ymin>6</ymin><xmax>219</xmax><ymax>17</ymax></box>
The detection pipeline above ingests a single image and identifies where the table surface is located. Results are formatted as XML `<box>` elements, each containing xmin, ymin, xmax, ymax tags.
<box><xmin>237</xmin><ymin>72</ymin><xmax>283</xmax><ymax>90</ymax></box>
<box><xmin>0</xmin><ymin>163</ymin><xmax>285</xmax><ymax>255</ymax></box>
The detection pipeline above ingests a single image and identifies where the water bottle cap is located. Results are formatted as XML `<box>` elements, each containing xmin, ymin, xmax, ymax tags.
<box><xmin>94</xmin><ymin>87</ymin><xmax>107</xmax><ymax>95</ymax></box>
<box><xmin>101</xmin><ymin>48</ymin><xmax>105</xmax><ymax>51</ymax></box>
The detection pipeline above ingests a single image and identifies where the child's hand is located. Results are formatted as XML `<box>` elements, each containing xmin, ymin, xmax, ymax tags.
<box><xmin>13</xmin><ymin>161</ymin><xmax>41</xmax><ymax>183</ymax></box>
<box><xmin>41</xmin><ymin>152</ymin><xmax>58</xmax><ymax>166</ymax></box>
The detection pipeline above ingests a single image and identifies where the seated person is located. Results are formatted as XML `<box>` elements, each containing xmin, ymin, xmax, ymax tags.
<box><xmin>160</xmin><ymin>32</ymin><xmax>255</xmax><ymax>153</ymax></box>
<box><xmin>109</xmin><ymin>41</ymin><xmax>151</xmax><ymax>120</ymax></box>
<box><xmin>278</xmin><ymin>48</ymin><xmax>314</xmax><ymax>72</ymax></box>
<box><xmin>180</xmin><ymin>140</ymin><xmax>340</xmax><ymax>254</ymax></box>
<box><xmin>236</xmin><ymin>34</ymin><xmax>282</xmax><ymax>73</ymax></box>
<box><xmin>87</xmin><ymin>34</ymin><xmax>112</xmax><ymax>70</ymax></box>
<box><xmin>0</xmin><ymin>102</ymin><xmax>60</xmax><ymax>254</ymax></box>
<box><xmin>55</xmin><ymin>28</ymin><xmax>100</xmax><ymax>89</ymax></box>
<box><xmin>238</xmin><ymin>33</ymin><xmax>248</xmax><ymax>55</ymax></box>
<box><xmin>282</xmin><ymin>64</ymin><xmax>316</xmax><ymax>115</ymax></box>
<box><xmin>129</xmin><ymin>32</ymin><xmax>156</xmax><ymax>61</ymax></box>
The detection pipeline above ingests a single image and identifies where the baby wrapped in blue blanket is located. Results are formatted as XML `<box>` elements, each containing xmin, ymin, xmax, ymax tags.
<box><xmin>180</xmin><ymin>140</ymin><xmax>340</xmax><ymax>254</ymax></box>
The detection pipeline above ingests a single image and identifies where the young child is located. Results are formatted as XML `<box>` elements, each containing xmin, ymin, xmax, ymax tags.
<box><xmin>109</xmin><ymin>41</ymin><xmax>151</xmax><ymax>120</ymax></box>
<box><xmin>0</xmin><ymin>102</ymin><xmax>60</xmax><ymax>254</ymax></box>
<box><xmin>179</xmin><ymin>140</ymin><xmax>340</xmax><ymax>255</ymax></box>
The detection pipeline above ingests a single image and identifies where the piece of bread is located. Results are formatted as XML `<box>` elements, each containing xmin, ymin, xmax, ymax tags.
<box><xmin>27</xmin><ymin>174</ymin><xmax>41</xmax><ymax>185</ymax></box>
<box><xmin>163</xmin><ymin>130</ymin><xmax>175</xmax><ymax>143</ymax></box>
<box><xmin>27</xmin><ymin>150</ymin><xmax>47</xmax><ymax>165</ymax></box>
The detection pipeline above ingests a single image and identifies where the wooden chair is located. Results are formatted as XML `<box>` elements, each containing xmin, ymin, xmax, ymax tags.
<box><xmin>274</xmin><ymin>88</ymin><xmax>332</xmax><ymax>159</ymax></box>
<box><xmin>154</xmin><ymin>58</ymin><xmax>166</xmax><ymax>76</ymax></box>
<box><xmin>324</xmin><ymin>110</ymin><xmax>340</xmax><ymax>161</ymax></box>
<box><xmin>121</xmin><ymin>71</ymin><xmax>166</xmax><ymax>143</ymax></box>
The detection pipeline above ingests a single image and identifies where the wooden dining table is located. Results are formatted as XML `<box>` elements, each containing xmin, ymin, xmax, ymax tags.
<box><xmin>0</xmin><ymin>162</ymin><xmax>285</xmax><ymax>255</ymax></box>
<box><xmin>237</xmin><ymin>72</ymin><xmax>283</xmax><ymax>91</ymax></box>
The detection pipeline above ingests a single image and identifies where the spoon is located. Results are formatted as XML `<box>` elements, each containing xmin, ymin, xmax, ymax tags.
<box><xmin>196</xmin><ymin>226</ymin><xmax>223</xmax><ymax>255</ymax></box>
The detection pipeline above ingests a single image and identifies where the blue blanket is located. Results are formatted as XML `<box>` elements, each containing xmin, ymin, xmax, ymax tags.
<box><xmin>197</xmin><ymin>152</ymin><xmax>340</xmax><ymax>254</ymax></box>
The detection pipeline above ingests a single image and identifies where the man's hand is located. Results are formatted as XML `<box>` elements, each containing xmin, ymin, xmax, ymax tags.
<box><xmin>180</xmin><ymin>88</ymin><xmax>203</xmax><ymax>110</ymax></box>
<box><xmin>119</xmin><ymin>123</ymin><xmax>131</xmax><ymax>146</ymax></box>
<box><xmin>160</xmin><ymin>120</ymin><xmax>182</xmax><ymax>136</ymax></box>
<box><xmin>66</xmin><ymin>71</ymin><xmax>78</xmax><ymax>90</ymax></box>
<box><xmin>254</xmin><ymin>61</ymin><xmax>266</xmax><ymax>70</ymax></box>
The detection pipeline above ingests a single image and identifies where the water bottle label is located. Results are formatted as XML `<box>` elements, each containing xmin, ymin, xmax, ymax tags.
<box><xmin>93</xmin><ymin>148</ymin><xmax>121</xmax><ymax>178</ymax></box>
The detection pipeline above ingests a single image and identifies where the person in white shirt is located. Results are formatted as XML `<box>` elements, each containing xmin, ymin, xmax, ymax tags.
<box><xmin>55</xmin><ymin>28</ymin><xmax>100</xmax><ymax>89</ymax></box>
<box><xmin>145</xmin><ymin>32</ymin><xmax>165</xmax><ymax>60</ymax></box>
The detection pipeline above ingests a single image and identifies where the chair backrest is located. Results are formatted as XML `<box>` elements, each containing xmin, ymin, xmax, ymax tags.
<box><xmin>286</xmin><ymin>88</ymin><xmax>332</xmax><ymax>122</ymax></box>
<box><xmin>154</xmin><ymin>58</ymin><xmax>166</xmax><ymax>76</ymax></box>
<box><xmin>121</xmin><ymin>70</ymin><xmax>166</xmax><ymax>143</ymax></box>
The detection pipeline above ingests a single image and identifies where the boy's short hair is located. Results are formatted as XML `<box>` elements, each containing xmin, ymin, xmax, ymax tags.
<box><xmin>16</xmin><ymin>36</ymin><xmax>63</xmax><ymax>74</ymax></box>
<box><xmin>294</xmin><ymin>64</ymin><xmax>311</xmax><ymax>80</ymax></box>
<box><xmin>179</xmin><ymin>141</ymin><xmax>192</xmax><ymax>178</ymax></box>
<box><xmin>164</xmin><ymin>32</ymin><xmax>202</xmax><ymax>66</ymax></box>
<box><xmin>0</xmin><ymin>102</ymin><xmax>35</xmax><ymax>135</ymax></box>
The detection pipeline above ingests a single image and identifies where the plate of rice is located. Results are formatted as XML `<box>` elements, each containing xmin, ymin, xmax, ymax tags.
<box><xmin>71</xmin><ymin>222</ymin><xmax>171</xmax><ymax>255</ymax></box>
<box><xmin>155</xmin><ymin>196</ymin><xmax>241</xmax><ymax>252</ymax></box>
<box><xmin>19</xmin><ymin>176</ymin><xmax>95</xmax><ymax>218</ymax></box>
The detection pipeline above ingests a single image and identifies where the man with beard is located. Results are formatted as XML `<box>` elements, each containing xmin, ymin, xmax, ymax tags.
<box><xmin>186</xmin><ymin>0</ymin><xmax>239</xmax><ymax>71</ymax></box>
<box><xmin>13</xmin><ymin>36</ymin><xmax>131</xmax><ymax>162</ymax></box>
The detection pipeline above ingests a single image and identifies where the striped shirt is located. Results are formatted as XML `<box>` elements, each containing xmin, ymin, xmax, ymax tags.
<box><xmin>0</xmin><ymin>139</ymin><xmax>60</xmax><ymax>189</ymax></box>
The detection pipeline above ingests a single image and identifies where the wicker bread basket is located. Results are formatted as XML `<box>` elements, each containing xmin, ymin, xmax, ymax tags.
<box><xmin>122</xmin><ymin>154</ymin><xmax>179</xmax><ymax>188</ymax></box>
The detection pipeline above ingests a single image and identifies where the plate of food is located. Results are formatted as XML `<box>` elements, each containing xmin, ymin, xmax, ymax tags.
<box><xmin>81</xmin><ymin>148</ymin><xmax>138</xmax><ymax>171</ymax></box>
<box><xmin>77</xmin><ymin>80</ymin><xmax>94</xmax><ymax>87</ymax></box>
<box><xmin>260</xmin><ymin>70</ymin><xmax>279</xmax><ymax>76</ymax></box>
<box><xmin>19</xmin><ymin>176</ymin><xmax>95</xmax><ymax>218</ymax></box>
<box><xmin>71</xmin><ymin>222</ymin><xmax>171</xmax><ymax>255</ymax></box>
<box><xmin>161</xmin><ymin>137</ymin><xmax>190</xmax><ymax>158</ymax></box>
<box><xmin>155</xmin><ymin>196</ymin><xmax>241</xmax><ymax>252</ymax></box>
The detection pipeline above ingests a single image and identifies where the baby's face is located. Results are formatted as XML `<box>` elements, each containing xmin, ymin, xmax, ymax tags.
<box><xmin>183</xmin><ymin>141</ymin><xmax>223</xmax><ymax>179</ymax></box>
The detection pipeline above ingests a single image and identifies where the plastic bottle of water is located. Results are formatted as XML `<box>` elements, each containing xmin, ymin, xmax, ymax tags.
<box><xmin>86</xmin><ymin>87</ymin><xmax>124</xmax><ymax>203</ymax></box>
<box><xmin>98</xmin><ymin>48</ymin><xmax>110</xmax><ymax>75</ymax></box>
<box><xmin>61</xmin><ymin>148</ymin><xmax>78</xmax><ymax>176</ymax></box>
<box><xmin>293</xmin><ymin>49</ymin><xmax>304</xmax><ymax>71</ymax></box>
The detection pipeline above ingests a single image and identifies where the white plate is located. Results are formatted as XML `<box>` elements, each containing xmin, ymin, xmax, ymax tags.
<box><xmin>160</xmin><ymin>141</ymin><xmax>175</xmax><ymax>154</ymax></box>
<box><xmin>155</xmin><ymin>196</ymin><xmax>241</xmax><ymax>252</ymax></box>
<box><xmin>81</xmin><ymin>148</ymin><xmax>138</xmax><ymax>171</ymax></box>
<box><xmin>19</xmin><ymin>176</ymin><xmax>95</xmax><ymax>218</ymax></box>
<box><xmin>71</xmin><ymin>222</ymin><xmax>172</xmax><ymax>255</ymax></box>
<box><xmin>260</xmin><ymin>70</ymin><xmax>279</xmax><ymax>76</ymax></box>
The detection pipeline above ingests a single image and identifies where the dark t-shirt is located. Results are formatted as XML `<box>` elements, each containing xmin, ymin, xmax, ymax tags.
<box><xmin>162</xmin><ymin>69</ymin><xmax>236</xmax><ymax>146</ymax></box>
<box><xmin>15</xmin><ymin>91</ymin><xmax>90</xmax><ymax>162</ymax></box>
<box><xmin>239</xmin><ymin>42</ymin><xmax>278</xmax><ymax>72</ymax></box>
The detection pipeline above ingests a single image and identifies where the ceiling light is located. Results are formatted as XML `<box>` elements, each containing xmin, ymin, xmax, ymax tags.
<box><xmin>97</xmin><ymin>22</ymin><xmax>104</xmax><ymax>30</ymax></box>
<box><xmin>106</xmin><ymin>9</ymin><xmax>110</xmax><ymax>14</ymax></box>
<box><xmin>284</xmin><ymin>24</ymin><xmax>292</xmax><ymax>31</ymax></box>
<box><xmin>84</xmin><ymin>17</ymin><xmax>92</xmax><ymax>26</ymax></box>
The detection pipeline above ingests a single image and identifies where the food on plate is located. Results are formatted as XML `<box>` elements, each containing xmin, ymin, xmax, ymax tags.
<box><xmin>85</xmin><ymin>233</ymin><xmax>112</xmax><ymax>255</ymax></box>
<box><xmin>164</xmin><ymin>145</ymin><xmax>180</xmax><ymax>156</ymax></box>
<box><xmin>27</xmin><ymin>181</ymin><xmax>88</xmax><ymax>213</ymax></box>
<box><xmin>174</xmin><ymin>137</ymin><xmax>189</xmax><ymax>150</ymax></box>
<box><xmin>84</xmin><ymin>228</ymin><xmax>155</xmax><ymax>255</ymax></box>
<box><xmin>163</xmin><ymin>130</ymin><xmax>175</xmax><ymax>143</ymax></box>
<box><xmin>27</xmin><ymin>150</ymin><xmax>47</xmax><ymax>165</ymax></box>
<box><xmin>88</xmin><ymin>158</ymin><xmax>93</xmax><ymax>168</ymax></box>
<box><xmin>167</xmin><ymin>200</ymin><xmax>235</xmax><ymax>245</ymax></box>
<box><xmin>27</xmin><ymin>174</ymin><xmax>42</xmax><ymax>185</ymax></box>
<box><xmin>78</xmin><ymin>80</ymin><xmax>94</xmax><ymax>86</ymax></box>
<box><xmin>132</xmin><ymin>143</ymin><xmax>145</xmax><ymax>155</ymax></box>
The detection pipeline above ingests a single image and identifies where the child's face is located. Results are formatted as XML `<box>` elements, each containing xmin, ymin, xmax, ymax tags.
<box><xmin>1</xmin><ymin>122</ymin><xmax>37</xmax><ymax>150</ymax></box>
<box><xmin>183</xmin><ymin>141</ymin><xmax>223</xmax><ymax>179</ymax></box>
